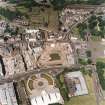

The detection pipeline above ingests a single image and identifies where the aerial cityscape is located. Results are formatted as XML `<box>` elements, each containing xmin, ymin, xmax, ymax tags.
<box><xmin>1</xmin><ymin>0</ymin><xmax>105</xmax><ymax>105</ymax></box>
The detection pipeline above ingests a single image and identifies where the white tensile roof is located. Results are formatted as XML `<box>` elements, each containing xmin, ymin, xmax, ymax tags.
<box><xmin>30</xmin><ymin>90</ymin><xmax>62</xmax><ymax>105</ymax></box>
<box><xmin>26</xmin><ymin>29</ymin><xmax>39</xmax><ymax>34</ymax></box>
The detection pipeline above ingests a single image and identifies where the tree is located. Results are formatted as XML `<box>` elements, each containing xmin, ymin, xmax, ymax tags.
<box><xmin>77</xmin><ymin>23</ymin><xmax>87</xmax><ymax>39</ymax></box>
<box><xmin>15</xmin><ymin>27</ymin><xmax>19</xmax><ymax>35</ymax></box>
<box><xmin>50</xmin><ymin>0</ymin><xmax>65</xmax><ymax>10</ymax></box>
<box><xmin>80</xmin><ymin>67</ymin><xmax>88</xmax><ymax>75</ymax></box>
<box><xmin>87</xmin><ymin>59</ymin><xmax>92</xmax><ymax>64</ymax></box>
<box><xmin>78</xmin><ymin>58</ymin><xmax>88</xmax><ymax>65</ymax></box>
<box><xmin>96</xmin><ymin>61</ymin><xmax>105</xmax><ymax>90</ymax></box>
<box><xmin>86</xmin><ymin>51</ymin><xmax>91</xmax><ymax>57</ymax></box>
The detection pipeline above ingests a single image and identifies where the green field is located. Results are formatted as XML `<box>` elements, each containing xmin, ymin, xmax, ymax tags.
<box><xmin>97</xmin><ymin>58</ymin><xmax>105</xmax><ymax>63</ymax></box>
<box><xmin>91</xmin><ymin>36</ymin><xmax>101</xmax><ymax>41</ymax></box>
<box><xmin>100</xmin><ymin>101</ymin><xmax>105</xmax><ymax>105</ymax></box>
<box><xmin>15</xmin><ymin>4</ymin><xmax>59</xmax><ymax>31</ymax></box>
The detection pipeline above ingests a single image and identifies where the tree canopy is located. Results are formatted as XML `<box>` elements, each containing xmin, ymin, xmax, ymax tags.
<box><xmin>50</xmin><ymin>0</ymin><xmax>66</xmax><ymax>10</ymax></box>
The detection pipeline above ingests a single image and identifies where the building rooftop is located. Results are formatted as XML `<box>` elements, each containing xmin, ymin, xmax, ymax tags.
<box><xmin>65</xmin><ymin>71</ymin><xmax>88</xmax><ymax>97</ymax></box>
<box><xmin>0</xmin><ymin>83</ymin><xmax>18</xmax><ymax>105</ymax></box>
<box><xmin>3</xmin><ymin>54</ymin><xmax>25</xmax><ymax>77</ymax></box>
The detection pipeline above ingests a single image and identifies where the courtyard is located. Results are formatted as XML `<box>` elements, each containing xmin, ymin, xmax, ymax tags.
<box><xmin>38</xmin><ymin>42</ymin><xmax>74</xmax><ymax>67</ymax></box>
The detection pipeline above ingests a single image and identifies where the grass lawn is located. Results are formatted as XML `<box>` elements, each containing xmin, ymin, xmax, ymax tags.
<box><xmin>72</xmin><ymin>27</ymin><xmax>80</xmax><ymax>38</ymax></box>
<box><xmin>100</xmin><ymin>100</ymin><xmax>105</xmax><ymax>105</ymax></box>
<box><xmin>50</xmin><ymin>53</ymin><xmax>61</xmax><ymax>61</ymax></box>
<box><xmin>28</xmin><ymin>80</ymin><xmax>34</xmax><ymax>90</ymax></box>
<box><xmin>64</xmin><ymin>75</ymin><xmax>96</xmax><ymax>105</ymax></box>
<box><xmin>47</xmin><ymin>8</ymin><xmax>59</xmax><ymax>32</ymax></box>
<box><xmin>91</xmin><ymin>36</ymin><xmax>101</xmax><ymax>41</ymax></box>
<box><xmin>78</xmin><ymin>58</ymin><xmax>88</xmax><ymax>65</ymax></box>
<box><xmin>31</xmin><ymin>75</ymin><xmax>37</xmax><ymax>80</ymax></box>
<box><xmin>41</xmin><ymin>73</ymin><xmax>54</xmax><ymax>85</ymax></box>
<box><xmin>97</xmin><ymin>58</ymin><xmax>105</xmax><ymax>63</ymax></box>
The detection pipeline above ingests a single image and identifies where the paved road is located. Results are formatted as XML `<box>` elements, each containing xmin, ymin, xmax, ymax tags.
<box><xmin>0</xmin><ymin>67</ymin><xmax>61</xmax><ymax>84</ymax></box>
<box><xmin>0</xmin><ymin>65</ymin><xmax>80</xmax><ymax>84</ymax></box>
<box><xmin>91</xmin><ymin>65</ymin><xmax>104</xmax><ymax>105</ymax></box>
<box><xmin>86</xmin><ymin>36</ymin><xmax>104</xmax><ymax>105</ymax></box>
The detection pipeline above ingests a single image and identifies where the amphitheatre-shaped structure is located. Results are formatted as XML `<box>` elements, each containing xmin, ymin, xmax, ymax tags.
<box><xmin>25</xmin><ymin>73</ymin><xmax>64</xmax><ymax>105</ymax></box>
<box><xmin>25</xmin><ymin>73</ymin><xmax>54</xmax><ymax>96</ymax></box>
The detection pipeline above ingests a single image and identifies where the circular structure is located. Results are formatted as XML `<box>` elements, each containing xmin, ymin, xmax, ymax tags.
<box><xmin>38</xmin><ymin>81</ymin><xmax>44</xmax><ymax>86</ymax></box>
<box><xmin>33</xmin><ymin>78</ymin><xmax>48</xmax><ymax>89</ymax></box>
<box><xmin>26</xmin><ymin>73</ymin><xmax>54</xmax><ymax>94</ymax></box>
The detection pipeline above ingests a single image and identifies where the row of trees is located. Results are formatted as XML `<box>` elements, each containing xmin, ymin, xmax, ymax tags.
<box><xmin>65</xmin><ymin>0</ymin><xmax>105</xmax><ymax>5</ymax></box>
<box><xmin>77</xmin><ymin>15</ymin><xmax>105</xmax><ymax>39</ymax></box>
<box><xmin>88</xmin><ymin>15</ymin><xmax>105</xmax><ymax>37</ymax></box>
<box><xmin>77</xmin><ymin>22</ymin><xmax>87</xmax><ymax>40</ymax></box>
<box><xmin>0</xmin><ymin>7</ymin><xmax>23</xmax><ymax>21</ymax></box>
<box><xmin>7</xmin><ymin>0</ymin><xmax>105</xmax><ymax>11</ymax></box>
<box><xmin>4</xmin><ymin>24</ymin><xmax>19</xmax><ymax>36</ymax></box>
<box><xmin>50</xmin><ymin>0</ymin><xmax>105</xmax><ymax>10</ymax></box>
<box><xmin>50</xmin><ymin>0</ymin><xmax>66</xmax><ymax>10</ymax></box>
<box><xmin>96</xmin><ymin>61</ymin><xmax>105</xmax><ymax>90</ymax></box>
<box><xmin>56</xmin><ymin>74</ymin><xmax>69</xmax><ymax>101</ymax></box>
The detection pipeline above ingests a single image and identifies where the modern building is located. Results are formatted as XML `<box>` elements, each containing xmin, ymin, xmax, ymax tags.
<box><xmin>0</xmin><ymin>83</ymin><xmax>18</xmax><ymax>105</ymax></box>
<box><xmin>65</xmin><ymin>71</ymin><xmax>88</xmax><ymax>97</ymax></box>
<box><xmin>31</xmin><ymin>89</ymin><xmax>63</xmax><ymax>105</ymax></box>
